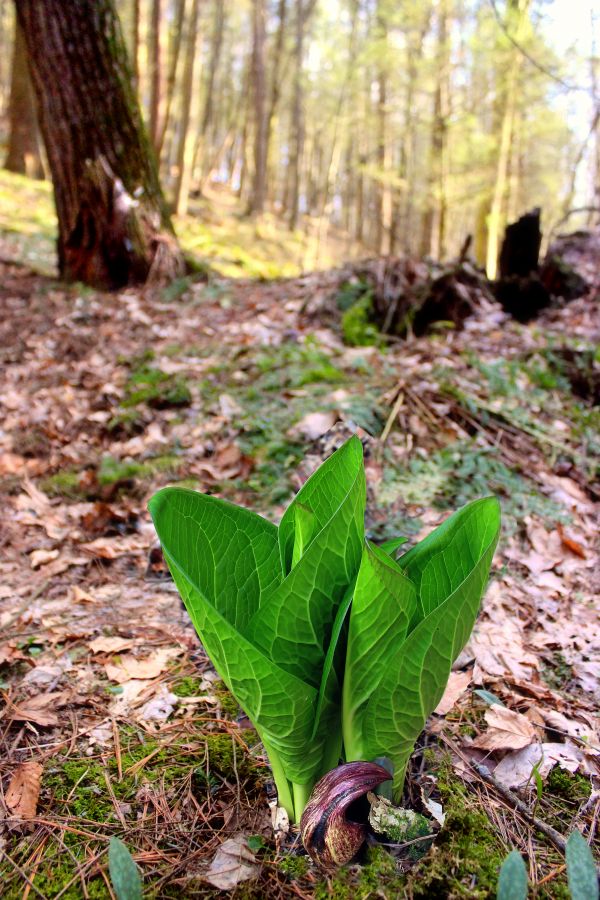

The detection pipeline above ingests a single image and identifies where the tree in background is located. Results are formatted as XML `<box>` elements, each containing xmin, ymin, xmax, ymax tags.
<box><xmin>16</xmin><ymin>0</ymin><xmax>183</xmax><ymax>289</ymax></box>
<box><xmin>2</xmin><ymin>0</ymin><xmax>591</xmax><ymax>272</ymax></box>
<box><xmin>4</xmin><ymin>18</ymin><xmax>43</xmax><ymax>179</ymax></box>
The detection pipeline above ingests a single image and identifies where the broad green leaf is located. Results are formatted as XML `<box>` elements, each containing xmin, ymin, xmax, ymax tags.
<box><xmin>149</xmin><ymin>488</ymin><xmax>280</xmax><ymax>629</ymax></box>
<box><xmin>246</xmin><ymin>438</ymin><xmax>366</xmax><ymax>685</ymax></box>
<box><xmin>363</xmin><ymin>499</ymin><xmax>500</xmax><ymax>798</ymax></box>
<box><xmin>164</xmin><ymin>547</ymin><xmax>326</xmax><ymax>784</ymax></box>
<box><xmin>108</xmin><ymin>837</ymin><xmax>142</xmax><ymax>900</ymax></box>
<box><xmin>343</xmin><ymin>541</ymin><xmax>418</xmax><ymax>760</ymax></box>
<box><xmin>399</xmin><ymin>497</ymin><xmax>499</xmax><ymax>613</ymax></box>
<box><xmin>149</xmin><ymin>489</ymin><xmax>328</xmax><ymax>784</ymax></box>
<box><xmin>497</xmin><ymin>850</ymin><xmax>528</xmax><ymax>900</ymax></box>
<box><xmin>278</xmin><ymin>436</ymin><xmax>364</xmax><ymax>574</ymax></box>
<box><xmin>311</xmin><ymin>577</ymin><xmax>356</xmax><ymax>740</ymax></box>
<box><xmin>566</xmin><ymin>831</ymin><xmax>599</xmax><ymax>900</ymax></box>
<box><xmin>291</xmin><ymin>503</ymin><xmax>315</xmax><ymax>569</ymax></box>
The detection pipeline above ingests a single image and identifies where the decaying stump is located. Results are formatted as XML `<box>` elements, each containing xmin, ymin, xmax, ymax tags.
<box><xmin>339</xmin><ymin>255</ymin><xmax>493</xmax><ymax>339</ymax></box>
<box><xmin>540</xmin><ymin>230</ymin><xmax>594</xmax><ymax>301</ymax></box>
<box><xmin>494</xmin><ymin>208</ymin><xmax>551</xmax><ymax>322</ymax></box>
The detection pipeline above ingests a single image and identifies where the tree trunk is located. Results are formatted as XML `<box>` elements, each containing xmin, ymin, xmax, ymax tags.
<box><xmin>485</xmin><ymin>0</ymin><xmax>530</xmax><ymax>279</ymax></box>
<box><xmin>420</xmin><ymin>0</ymin><xmax>449</xmax><ymax>260</ymax></box>
<box><xmin>375</xmin><ymin>0</ymin><xmax>391</xmax><ymax>256</ymax></box>
<box><xmin>265</xmin><ymin>0</ymin><xmax>287</xmax><ymax>199</ymax></box>
<box><xmin>157</xmin><ymin>0</ymin><xmax>186</xmax><ymax>157</ymax></box>
<box><xmin>5</xmin><ymin>18</ymin><xmax>44</xmax><ymax>178</ymax></box>
<box><xmin>172</xmin><ymin>0</ymin><xmax>201</xmax><ymax>215</ymax></box>
<box><xmin>17</xmin><ymin>0</ymin><xmax>183</xmax><ymax>289</ymax></box>
<box><xmin>249</xmin><ymin>0</ymin><xmax>267</xmax><ymax>215</ymax></box>
<box><xmin>201</xmin><ymin>1</ymin><xmax>225</xmax><ymax>143</ymax></box>
<box><xmin>289</xmin><ymin>0</ymin><xmax>305</xmax><ymax>230</ymax></box>
<box><xmin>148</xmin><ymin>0</ymin><xmax>166</xmax><ymax>152</ymax></box>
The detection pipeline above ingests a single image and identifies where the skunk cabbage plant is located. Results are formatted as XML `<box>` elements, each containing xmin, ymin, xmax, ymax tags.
<box><xmin>149</xmin><ymin>436</ymin><xmax>500</xmax><ymax>824</ymax></box>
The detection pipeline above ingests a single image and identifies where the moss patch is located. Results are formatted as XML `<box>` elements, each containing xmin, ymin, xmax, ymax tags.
<box><xmin>122</xmin><ymin>364</ymin><xmax>191</xmax><ymax>409</ymax></box>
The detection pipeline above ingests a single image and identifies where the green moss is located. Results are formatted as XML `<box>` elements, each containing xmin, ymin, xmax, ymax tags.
<box><xmin>97</xmin><ymin>453</ymin><xmax>184</xmax><ymax>488</ymax></box>
<box><xmin>39</xmin><ymin>468</ymin><xmax>89</xmax><ymax>500</ymax></box>
<box><xmin>341</xmin><ymin>296</ymin><xmax>380</xmax><ymax>347</ymax></box>
<box><xmin>546</xmin><ymin>766</ymin><xmax>591</xmax><ymax>804</ymax></box>
<box><xmin>214</xmin><ymin>679</ymin><xmax>240</xmax><ymax>718</ymax></box>
<box><xmin>402</xmin><ymin>757</ymin><xmax>506</xmax><ymax>898</ymax></box>
<box><xmin>21</xmin><ymin>836</ymin><xmax>110</xmax><ymax>900</ymax></box>
<box><xmin>315</xmin><ymin>845</ymin><xmax>405</xmax><ymax>899</ymax></box>
<box><xmin>172</xmin><ymin>675</ymin><xmax>203</xmax><ymax>697</ymax></box>
<box><xmin>201</xmin><ymin>731</ymin><xmax>262</xmax><ymax>783</ymax></box>
<box><xmin>122</xmin><ymin>365</ymin><xmax>192</xmax><ymax>409</ymax></box>
<box><xmin>97</xmin><ymin>455</ymin><xmax>148</xmax><ymax>485</ymax></box>
<box><xmin>106</xmin><ymin>408</ymin><xmax>145</xmax><ymax>437</ymax></box>
<box><xmin>279</xmin><ymin>855</ymin><xmax>310</xmax><ymax>880</ymax></box>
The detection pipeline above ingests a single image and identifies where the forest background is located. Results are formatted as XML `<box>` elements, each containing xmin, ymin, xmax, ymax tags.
<box><xmin>2</xmin><ymin>0</ymin><xmax>599</xmax><ymax>280</ymax></box>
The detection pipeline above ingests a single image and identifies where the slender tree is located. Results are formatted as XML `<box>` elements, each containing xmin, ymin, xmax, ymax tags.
<box><xmin>485</xmin><ymin>0</ymin><xmax>531</xmax><ymax>279</ymax></box>
<box><xmin>148</xmin><ymin>0</ymin><xmax>166</xmax><ymax>151</ymax></box>
<box><xmin>172</xmin><ymin>0</ymin><xmax>200</xmax><ymax>215</ymax></box>
<box><xmin>249</xmin><ymin>0</ymin><xmax>268</xmax><ymax>214</ymax></box>
<box><xmin>5</xmin><ymin>18</ymin><xmax>44</xmax><ymax>178</ymax></box>
<box><xmin>16</xmin><ymin>0</ymin><xmax>183</xmax><ymax>289</ymax></box>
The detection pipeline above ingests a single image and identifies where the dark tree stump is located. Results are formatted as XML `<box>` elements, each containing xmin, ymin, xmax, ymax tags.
<box><xmin>495</xmin><ymin>209</ymin><xmax>551</xmax><ymax>321</ymax></box>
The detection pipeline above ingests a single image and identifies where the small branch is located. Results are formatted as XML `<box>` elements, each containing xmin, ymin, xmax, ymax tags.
<box><xmin>474</xmin><ymin>763</ymin><xmax>567</xmax><ymax>855</ymax></box>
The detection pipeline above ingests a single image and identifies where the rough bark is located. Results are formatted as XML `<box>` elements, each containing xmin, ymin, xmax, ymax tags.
<box><xmin>5</xmin><ymin>19</ymin><xmax>44</xmax><ymax>178</ymax></box>
<box><xmin>16</xmin><ymin>0</ymin><xmax>183</xmax><ymax>290</ymax></box>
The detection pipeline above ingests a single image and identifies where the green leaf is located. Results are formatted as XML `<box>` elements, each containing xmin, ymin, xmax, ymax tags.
<box><xmin>161</xmin><ymin>544</ymin><xmax>325</xmax><ymax>785</ymax></box>
<box><xmin>566</xmin><ymin>831</ymin><xmax>599</xmax><ymax>900</ymax></box>
<box><xmin>474</xmin><ymin>689</ymin><xmax>505</xmax><ymax>706</ymax></box>
<box><xmin>148</xmin><ymin>488</ymin><xmax>281</xmax><ymax>630</ymax></box>
<box><xmin>363</xmin><ymin>497</ymin><xmax>500</xmax><ymax>798</ymax></box>
<box><xmin>380</xmin><ymin>536</ymin><xmax>408</xmax><ymax>557</ymax></box>
<box><xmin>246</xmin><ymin>436</ymin><xmax>366</xmax><ymax>685</ymax></box>
<box><xmin>278</xmin><ymin>436</ymin><xmax>364</xmax><ymax>574</ymax></box>
<box><xmin>108</xmin><ymin>837</ymin><xmax>142</xmax><ymax>900</ymax></box>
<box><xmin>496</xmin><ymin>850</ymin><xmax>528</xmax><ymax>900</ymax></box>
<box><xmin>343</xmin><ymin>541</ymin><xmax>418</xmax><ymax>760</ymax></box>
<box><xmin>399</xmin><ymin>497</ymin><xmax>499</xmax><ymax>613</ymax></box>
<box><xmin>149</xmin><ymin>489</ymin><xmax>326</xmax><ymax>786</ymax></box>
<box><xmin>291</xmin><ymin>503</ymin><xmax>315</xmax><ymax>569</ymax></box>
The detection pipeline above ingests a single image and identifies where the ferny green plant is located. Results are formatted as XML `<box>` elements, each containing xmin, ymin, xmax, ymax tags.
<box><xmin>149</xmin><ymin>436</ymin><xmax>500</xmax><ymax>824</ymax></box>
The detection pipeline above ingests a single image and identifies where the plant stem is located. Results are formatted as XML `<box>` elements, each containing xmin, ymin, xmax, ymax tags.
<box><xmin>292</xmin><ymin>781</ymin><xmax>312</xmax><ymax>820</ymax></box>
<box><xmin>262</xmin><ymin>739</ymin><xmax>295</xmax><ymax>822</ymax></box>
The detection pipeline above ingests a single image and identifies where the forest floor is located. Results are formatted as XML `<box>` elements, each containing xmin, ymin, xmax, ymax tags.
<box><xmin>0</xmin><ymin>199</ymin><xmax>599</xmax><ymax>898</ymax></box>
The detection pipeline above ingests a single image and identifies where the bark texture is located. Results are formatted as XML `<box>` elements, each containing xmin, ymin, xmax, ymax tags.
<box><xmin>16</xmin><ymin>0</ymin><xmax>183</xmax><ymax>289</ymax></box>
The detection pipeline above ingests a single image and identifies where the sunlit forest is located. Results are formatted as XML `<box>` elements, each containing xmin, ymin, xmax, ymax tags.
<box><xmin>2</xmin><ymin>0</ymin><xmax>599</xmax><ymax>274</ymax></box>
<box><xmin>0</xmin><ymin>2</ymin><xmax>598</xmax><ymax>898</ymax></box>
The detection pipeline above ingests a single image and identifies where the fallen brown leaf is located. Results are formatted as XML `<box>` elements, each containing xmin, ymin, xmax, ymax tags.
<box><xmin>472</xmin><ymin>706</ymin><xmax>537</xmax><ymax>752</ymax></box>
<box><xmin>287</xmin><ymin>410</ymin><xmax>337</xmax><ymax>440</ymax></box>
<box><xmin>4</xmin><ymin>761</ymin><xmax>43</xmax><ymax>819</ymax></box>
<box><xmin>8</xmin><ymin>690</ymin><xmax>71</xmax><ymax>727</ymax></box>
<box><xmin>434</xmin><ymin>670</ymin><xmax>472</xmax><ymax>715</ymax></box>
<box><xmin>104</xmin><ymin>647</ymin><xmax>183</xmax><ymax>683</ymax></box>
<box><xmin>88</xmin><ymin>635</ymin><xmax>134</xmax><ymax>654</ymax></box>
<box><xmin>204</xmin><ymin>835</ymin><xmax>259</xmax><ymax>890</ymax></box>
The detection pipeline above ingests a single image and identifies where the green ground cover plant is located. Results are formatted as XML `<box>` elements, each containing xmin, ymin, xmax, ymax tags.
<box><xmin>149</xmin><ymin>436</ymin><xmax>500</xmax><ymax>824</ymax></box>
